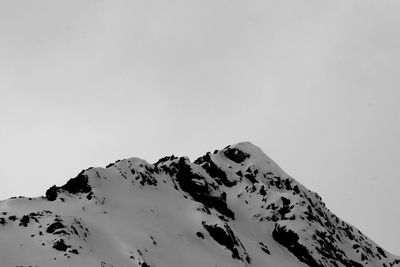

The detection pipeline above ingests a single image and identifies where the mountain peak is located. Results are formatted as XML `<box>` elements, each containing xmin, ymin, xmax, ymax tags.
<box><xmin>1</xmin><ymin>143</ymin><xmax>399</xmax><ymax>267</ymax></box>
<box><xmin>223</xmin><ymin>141</ymin><xmax>289</xmax><ymax>178</ymax></box>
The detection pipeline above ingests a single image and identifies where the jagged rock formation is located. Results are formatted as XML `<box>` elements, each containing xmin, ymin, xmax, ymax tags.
<box><xmin>0</xmin><ymin>142</ymin><xmax>399</xmax><ymax>267</ymax></box>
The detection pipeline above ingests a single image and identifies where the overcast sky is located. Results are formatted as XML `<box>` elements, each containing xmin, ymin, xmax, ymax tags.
<box><xmin>1</xmin><ymin>0</ymin><xmax>399</xmax><ymax>255</ymax></box>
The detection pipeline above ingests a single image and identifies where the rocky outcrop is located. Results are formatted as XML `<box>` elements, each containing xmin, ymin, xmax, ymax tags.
<box><xmin>45</xmin><ymin>170</ymin><xmax>92</xmax><ymax>201</ymax></box>
<box><xmin>175</xmin><ymin>157</ymin><xmax>234</xmax><ymax>219</ymax></box>
<box><xmin>202</xmin><ymin>221</ymin><xmax>251</xmax><ymax>264</ymax></box>
<box><xmin>272</xmin><ymin>224</ymin><xmax>322</xmax><ymax>267</ymax></box>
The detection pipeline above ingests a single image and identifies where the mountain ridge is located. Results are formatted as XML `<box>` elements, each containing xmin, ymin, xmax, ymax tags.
<box><xmin>1</xmin><ymin>142</ymin><xmax>399</xmax><ymax>267</ymax></box>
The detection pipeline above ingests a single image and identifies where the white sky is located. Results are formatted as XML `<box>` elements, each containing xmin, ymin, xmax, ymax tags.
<box><xmin>1</xmin><ymin>0</ymin><xmax>399</xmax><ymax>255</ymax></box>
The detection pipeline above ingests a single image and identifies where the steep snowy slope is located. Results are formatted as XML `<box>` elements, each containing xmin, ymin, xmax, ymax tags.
<box><xmin>0</xmin><ymin>142</ymin><xmax>399</xmax><ymax>267</ymax></box>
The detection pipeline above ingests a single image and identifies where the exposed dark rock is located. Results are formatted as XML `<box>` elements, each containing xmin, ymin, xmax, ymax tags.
<box><xmin>100</xmin><ymin>261</ymin><xmax>114</xmax><ymax>267</ymax></box>
<box><xmin>347</xmin><ymin>259</ymin><xmax>364</xmax><ymax>267</ymax></box>
<box><xmin>19</xmin><ymin>215</ymin><xmax>30</xmax><ymax>227</ymax></box>
<box><xmin>106</xmin><ymin>163</ymin><xmax>114</xmax><ymax>168</ymax></box>
<box><xmin>46</xmin><ymin>221</ymin><xmax>65</xmax><ymax>234</ymax></box>
<box><xmin>391</xmin><ymin>259</ymin><xmax>400</xmax><ymax>267</ymax></box>
<box><xmin>284</xmin><ymin>179</ymin><xmax>292</xmax><ymax>190</ymax></box>
<box><xmin>202</xmin><ymin>221</ymin><xmax>251</xmax><ymax>264</ymax></box>
<box><xmin>137</xmin><ymin>171</ymin><xmax>158</xmax><ymax>187</ymax></box>
<box><xmin>86</xmin><ymin>192</ymin><xmax>94</xmax><ymax>200</ymax></box>
<box><xmin>29</xmin><ymin>212</ymin><xmax>40</xmax><ymax>223</ymax></box>
<box><xmin>175</xmin><ymin>158</ymin><xmax>234</xmax><ymax>219</ymax></box>
<box><xmin>45</xmin><ymin>185</ymin><xmax>58</xmax><ymax>201</ymax></box>
<box><xmin>193</xmin><ymin>153</ymin><xmax>212</xmax><ymax>165</ymax></box>
<box><xmin>258</xmin><ymin>242</ymin><xmax>270</xmax><ymax>254</ymax></box>
<box><xmin>312</xmin><ymin>229</ymin><xmax>364</xmax><ymax>267</ymax></box>
<box><xmin>274</xmin><ymin>178</ymin><xmax>282</xmax><ymax>189</ymax></box>
<box><xmin>196</xmin><ymin>232</ymin><xmax>204</xmax><ymax>239</ymax></box>
<box><xmin>154</xmin><ymin>155</ymin><xmax>177</xmax><ymax>165</ymax></box>
<box><xmin>201</xmin><ymin>160</ymin><xmax>235</xmax><ymax>187</ymax></box>
<box><xmin>223</xmin><ymin>147</ymin><xmax>250</xmax><ymax>163</ymax></box>
<box><xmin>377</xmin><ymin>247</ymin><xmax>387</xmax><ymax>258</ymax></box>
<box><xmin>52</xmin><ymin>239</ymin><xmax>70</xmax><ymax>252</ymax></box>
<box><xmin>244</xmin><ymin>167</ymin><xmax>257</xmax><ymax>184</ymax></box>
<box><xmin>272</xmin><ymin>224</ymin><xmax>322</xmax><ymax>267</ymax></box>
<box><xmin>259</xmin><ymin>186</ymin><xmax>267</xmax><ymax>196</ymax></box>
<box><xmin>61</xmin><ymin>171</ymin><xmax>92</xmax><ymax>194</ymax></box>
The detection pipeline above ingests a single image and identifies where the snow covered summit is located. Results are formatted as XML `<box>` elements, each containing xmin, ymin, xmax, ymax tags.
<box><xmin>0</xmin><ymin>142</ymin><xmax>399</xmax><ymax>267</ymax></box>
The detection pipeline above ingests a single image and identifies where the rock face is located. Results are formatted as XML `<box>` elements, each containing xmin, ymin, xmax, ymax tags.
<box><xmin>45</xmin><ymin>171</ymin><xmax>92</xmax><ymax>201</ymax></box>
<box><xmin>0</xmin><ymin>142</ymin><xmax>399</xmax><ymax>267</ymax></box>
<box><xmin>272</xmin><ymin>224</ymin><xmax>321</xmax><ymax>267</ymax></box>
<box><xmin>202</xmin><ymin>220</ymin><xmax>251</xmax><ymax>264</ymax></box>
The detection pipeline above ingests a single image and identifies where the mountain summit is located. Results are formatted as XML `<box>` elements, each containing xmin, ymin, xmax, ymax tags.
<box><xmin>1</xmin><ymin>142</ymin><xmax>399</xmax><ymax>267</ymax></box>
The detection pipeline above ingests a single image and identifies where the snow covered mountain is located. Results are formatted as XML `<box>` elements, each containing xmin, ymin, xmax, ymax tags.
<box><xmin>1</xmin><ymin>142</ymin><xmax>399</xmax><ymax>267</ymax></box>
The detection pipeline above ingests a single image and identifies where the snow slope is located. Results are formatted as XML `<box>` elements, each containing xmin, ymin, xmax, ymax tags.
<box><xmin>0</xmin><ymin>142</ymin><xmax>399</xmax><ymax>267</ymax></box>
